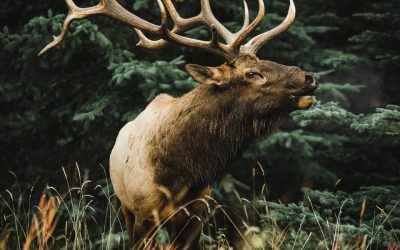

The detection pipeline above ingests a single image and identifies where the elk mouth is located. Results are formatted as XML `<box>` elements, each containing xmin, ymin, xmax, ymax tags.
<box><xmin>289</xmin><ymin>86</ymin><xmax>317</xmax><ymax>109</ymax></box>
<box><xmin>290</xmin><ymin>85</ymin><xmax>317</xmax><ymax>99</ymax></box>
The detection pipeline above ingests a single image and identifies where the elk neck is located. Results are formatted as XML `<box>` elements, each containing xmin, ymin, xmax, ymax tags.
<box><xmin>150</xmin><ymin>84</ymin><xmax>284</xmax><ymax>194</ymax></box>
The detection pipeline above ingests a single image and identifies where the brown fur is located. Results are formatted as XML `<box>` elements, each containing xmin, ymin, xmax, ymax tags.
<box><xmin>109</xmin><ymin>54</ymin><xmax>318</xmax><ymax>249</ymax></box>
<box><xmin>150</xmin><ymin>84</ymin><xmax>284</xmax><ymax>194</ymax></box>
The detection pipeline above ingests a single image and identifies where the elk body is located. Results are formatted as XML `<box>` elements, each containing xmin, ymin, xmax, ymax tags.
<box><xmin>41</xmin><ymin>0</ymin><xmax>318</xmax><ymax>249</ymax></box>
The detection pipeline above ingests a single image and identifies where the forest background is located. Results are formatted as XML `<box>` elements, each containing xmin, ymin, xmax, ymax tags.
<box><xmin>1</xmin><ymin>0</ymin><xmax>399</xmax><ymax>248</ymax></box>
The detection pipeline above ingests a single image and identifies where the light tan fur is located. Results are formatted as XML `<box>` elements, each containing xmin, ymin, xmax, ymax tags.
<box><xmin>110</xmin><ymin>94</ymin><xmax>175</xmax><ymax>220</ymax></box>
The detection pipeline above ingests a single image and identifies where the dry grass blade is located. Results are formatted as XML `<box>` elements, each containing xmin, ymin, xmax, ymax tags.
<box><xmin>0</xmin><ymin>227</ymin><xmax>10</xmax><ymax>250</ymax></box>
<box><xmin>307</xmin><ymin>196</ymin><xmax>329</xmax><ymax>250</ymax></box>
<box><xmin>22</xmin><ymin>195</ymin><xmax>60</xmax><ymax>250</ymax></box>
<box><xmin>367</xmin><ymin>201</ymin><xmax>399</xmax><ymax>248</ymax></box>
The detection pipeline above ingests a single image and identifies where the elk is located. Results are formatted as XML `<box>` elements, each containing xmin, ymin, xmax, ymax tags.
<box><xmin>40</xmin><ymin>0</ymin><xmax>318</xmax><ymax>248</ymax></box>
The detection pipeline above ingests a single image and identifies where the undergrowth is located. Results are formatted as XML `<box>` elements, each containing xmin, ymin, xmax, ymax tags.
<box><xmin>0</xmin><ymin>165</ymin><xmax>399</xmax><ymax>249</ymax></box>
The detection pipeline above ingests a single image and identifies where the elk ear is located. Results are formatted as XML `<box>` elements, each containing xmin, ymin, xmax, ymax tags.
<box><xmin>185</xmin><ymin>64</ymin><xmax>226</xmax><ymax>86</ymax></box>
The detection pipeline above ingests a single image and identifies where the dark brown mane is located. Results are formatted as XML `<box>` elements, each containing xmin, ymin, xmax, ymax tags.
<box><xmin>151</xmin><ymin>85</ymin><xmax>283</xmax><ymax>193</ymax></box>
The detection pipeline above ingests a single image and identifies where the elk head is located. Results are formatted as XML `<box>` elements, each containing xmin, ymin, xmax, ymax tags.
<box><xmin>39</xmin><ymin>0</ymin><xmax>318</xmax><ymax>110</ymax></box>
<box><xmin>186</xmin><ymin>54</ymin><xmax>317</xmax><ymax>112</ymax></box>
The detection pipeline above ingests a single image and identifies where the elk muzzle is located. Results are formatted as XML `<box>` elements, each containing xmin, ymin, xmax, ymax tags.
<box><xmin>290</xmin><ymin>71</ymin><xmax>318</xmax><ymax>109</ymax></box>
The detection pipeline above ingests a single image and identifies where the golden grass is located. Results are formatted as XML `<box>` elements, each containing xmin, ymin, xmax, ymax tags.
<box><xmin>22</xmin><ymin>195</ymin><xmax>60</xmax><ymax>250</ymax></box>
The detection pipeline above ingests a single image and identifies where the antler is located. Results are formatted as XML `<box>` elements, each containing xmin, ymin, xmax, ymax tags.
<box><xmin>241</xmin><ymin>0</ymin><xmax>296</xmax><ymax>54</ymax></box>
<box><xmin>134</xmin><ymin>0</ymin><xmax>250</xmax><ymax>49</ymax></box>
<box><xmin>136</xmin><ymin>0</ymin><xmax>295</xmax><ymax>62</ymax></box>
<box><xmin>136</xmin><ymin>0</ymin><xmax>265</xmax><ymax>62</ymax></box>
<box><xmin>40</xmin><ymin>0</ymin><xmax>296</xmax><ymax>63</ymax></box>
<box><xmin>38</xmin><ymin>0</ymin><xmax>167</xmax><ymax>56</ymax></box>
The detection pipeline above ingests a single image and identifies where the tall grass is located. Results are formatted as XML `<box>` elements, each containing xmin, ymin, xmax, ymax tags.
<box><xmin>1</xmin><ymin>164</ymin><xmax>399</xmax><ymax>249</ymax></box>
<box><xmin>1</xmin><ymin>165</ymin><xmax>126</xmax><ymax>249</ymax></box>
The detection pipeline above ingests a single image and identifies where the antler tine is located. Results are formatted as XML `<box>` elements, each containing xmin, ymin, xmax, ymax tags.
<box><xmin>241</xmin><ymin>0</ymin><xmax>296</xmax><ymax>54</ymax></box>
<box><xmin>238</xmin><ymin>0</ymin><xmax>250</xmax><ymax>33</ymax></box>
<box><xmin>135</xmin><ymin>29</ymin><xmax>168</xmax><ymax>49</ymax></box>
<box><xmin>163</xmin><ymin>0</ymin><xmax>204</xmax><ymax>30</ymax></box>
<box><xmin>39</xmin><ymin>0</ymin><xmax>166</xmax><ymax>55</ymax></box>
<box><xmin>163</xmin><ymin>0</ymin><xmax>235</xmax><ymax>43</ymax></box>
<box><xmin>164</xmin><ymin>24</ymin><xmax>231</xmax><ymax>60</ymax></box>
<box><xmin>134</xmin><ymin>0</ymin><xmax>169</xmax><ymax>49</ymax></box>
<box><xmin>231</xmin><ymin>0</ymin><xmax>265</xmax><ymax>52</ymax></box>
<box><xmin>39</xmin><ymin>0</ymin><xmax>101</xmax><ymax>55</ymax></box>
<box><xmin>199</xmin><ymin>0</ymin><xmax>234</xmax><ymax>43</ymax></box>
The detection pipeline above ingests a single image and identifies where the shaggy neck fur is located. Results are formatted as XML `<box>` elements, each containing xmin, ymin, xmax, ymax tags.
<box><xmin>150</xmin><ymin>85</ymin><xmax>283</xmax><ymax>194</ymax></box>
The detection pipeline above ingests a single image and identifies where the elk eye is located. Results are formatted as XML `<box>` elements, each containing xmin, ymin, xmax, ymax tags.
<box><xmin>246</xmin><ymin>71</ymin><xmax>261</xmax><ymax>79</ymax></box>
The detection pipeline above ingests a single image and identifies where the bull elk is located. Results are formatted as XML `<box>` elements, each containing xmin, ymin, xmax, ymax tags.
<box><xmin>40</xmin><ymin>0</ymin><xmax>318</xmax><ymax>248</ymax></box>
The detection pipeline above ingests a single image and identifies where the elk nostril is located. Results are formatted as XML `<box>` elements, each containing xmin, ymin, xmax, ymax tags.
<box><xmin>305</xmin><ymin>73</ymin><xmax>317</xmax><ymax>86</ymax></box>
